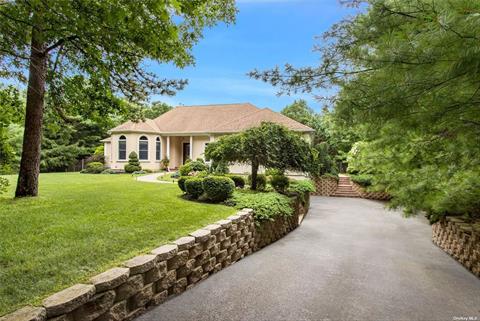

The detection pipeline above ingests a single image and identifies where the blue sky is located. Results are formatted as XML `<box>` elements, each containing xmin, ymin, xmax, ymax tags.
<box><xmin>150</xmin><ymin>0</ymin><xmax>360</xmax><ymax>113</ymax></box>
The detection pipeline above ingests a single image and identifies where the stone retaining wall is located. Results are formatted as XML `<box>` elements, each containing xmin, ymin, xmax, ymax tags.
<box><xmin>312</xmin><ymin>177</ymin><xmax>338</xmax><ymax>196</ymax></box>
<box><xmin>2</xmin><ymin>194</ymin><xmax>310</xmax><ymax>321</ymax></box>
<box><xmin>254</xmin><ymin>193</ymin><xmax>310</xmax><ymax>249</ymax></box>
<box><xmin>432</xmin><ymin>217</ymin><xmax>480</xmax><ymax>278</ymax></box>
<box><xmin>351</xmin><ymin>182</ymin><xmax>391</xmax><ymax>201</ymax></box>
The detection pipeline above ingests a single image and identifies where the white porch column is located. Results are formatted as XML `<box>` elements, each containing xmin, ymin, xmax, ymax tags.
<box><xmin>166</xmin><ymin>136</ymin><xmax>170</xmax><ymax>159</ymax></box>
<box><xmin>189</xmin><ymin>136</ymin><xmax>193</xmax><ymax>160</ymax></box>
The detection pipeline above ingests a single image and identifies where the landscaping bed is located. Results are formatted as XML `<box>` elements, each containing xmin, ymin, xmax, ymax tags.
<box><xmin>0</xmin><ymin>173</ymin><xmax>235</xmax><ymax>315</ymax></box>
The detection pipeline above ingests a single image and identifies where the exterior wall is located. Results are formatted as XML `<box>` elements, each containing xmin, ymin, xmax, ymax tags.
<box><xmin>107</xmin><ymin>133</ymin><xmax>163</xmax><ymax>171</ymax></box>
<box><xmin>103</xmin><ymin>142</ymin><xmax>111</xmax><ymax>164</ymax></box>
<box><xmin>192</xmin><ymin>136</ymin><xmax>210</xmax><ymax>161</ymax></box>
<box><xmin>105</xmin><ymin>131</ymin><xmax>313</xmax><ymax>172</ymax></box>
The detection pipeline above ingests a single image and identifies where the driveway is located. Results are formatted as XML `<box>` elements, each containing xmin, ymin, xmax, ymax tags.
<box><xmin>138</xmin><ymin>196</ymin><xmax>480</xmax><ymax>321</ymax></box>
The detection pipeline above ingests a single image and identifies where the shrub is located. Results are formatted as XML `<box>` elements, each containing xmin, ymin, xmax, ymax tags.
<box><xmin>270</xmin><ymin>174</ymin><xmax>289</xmax><ymax>194</ymax></box>
<box><xmin>170</xmin><ymin>171</ymin><xmax>180</xmax><ymax>179</ymax></box>
<box><xmin>225</xmin><ymin>190</ymin><xmax>293</xmax><ymax>221</ymax></box>
<box><xmin>288</xmin><ymin>179</ymin><xmax>315</xmax><ymax>194</ymax></box>
<box><xmin>82</xmin><ymin>162</ymin><xmax>104</xmax><ymax>174</ymax></box>
<box><xmin>210</xmin><ymin>160</ymin><xmax>229</xmax><ymax>175</ymax></box>
<box><xmin>160</xmin><ymin>157</ymin><xmax>169</xmax><ymax>170</ymax></box>
<box><xmin>203</xmin><ymin>176</ymin><xmax>235</xmax><ymax>202</ymax></box>
<box><xmin>265</xmin><ymin>168</ymin><xmax>283</xmax><ymax>177</ymax></box>
<box><xmin>185</xmin><ymin>178</ymin><xmax>205</xmax><ymax>199</ymax></box>
<box><xmin>288</xmin><ymin>179</ymin><xmax>315</xmax><ymax>202</ymax></box>
<box><xmin>0</xmin><ymin>177</ymin><xmax>9</xmax><ymax>195</ymax></box>
<box><xmin>132</xmin><ymin>170</ymin><xmax>146</xmax><ymax>175</ymax></box>
<box><xmin>247</xmin><ymin>174</ymin><xmax>266</xmax><ymax>191</ymax></box>
<box><xmin>124</xmin><ymin>152</ymin><xmax>142</xmax><ymax>173</ymax></box>
<box><xmin>101</xmin><ymin>169</ymin><xmax>117</xmax><ymax>174</ymax></box>
<box><xmin>178</xmin><ymin>176</ymin><xmax>189</xmax><ymax>192</ymax></box>
<box><xmin>179</xmin><ymin>159</ymin><xmax>207</xmax><ymax>176</ymax></box>
<box><xmin>350</xmin><ymin>174</ymin><xmax>372</xmax><ymax>187</ymax></box>
<box><xmin>228</xmin><ymin>175</ymin><xmax>245</xmax><ymax>188</ymax></box>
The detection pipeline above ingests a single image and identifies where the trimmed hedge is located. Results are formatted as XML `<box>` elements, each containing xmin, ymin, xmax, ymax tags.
<box><xmin>228</xmin><ymin>175</ymin><xmax>246</xmax><ymax>188</ymax></box>
<box><xmin>185</xmin><ymin>178</ymin><xmax>205</xmax><ymax>199</ymax></box>
<box><xmin>81</xmin><ymin>162</ymin><xmax>104</xmax><ymax>174</ymax></box>
<box><xmin>178</xmin><ymin>176</ymin><xmax>189</xmax><ymax>192</ymax></box>
<box><xmin>179</xmin><ymin>159</ymin><xmax>208</xmax><ymax>176</ymax></box>
<box><xmin>203</xmin><ymin>176</ymin><xmax>235</xmax><ymax>202</ymax></box>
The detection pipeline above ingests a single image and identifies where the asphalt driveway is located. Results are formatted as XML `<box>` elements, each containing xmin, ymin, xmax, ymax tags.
<box><xmin>138</xmin><ymin>196</ymin><xmax>480</xmax><ymax>321</ymax></box>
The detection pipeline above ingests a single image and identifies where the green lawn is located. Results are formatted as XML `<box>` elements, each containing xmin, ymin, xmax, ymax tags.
<box><xmin>0</xmin><ymin>173</ymin><xmax>235</xmax><ymax>315</ymax></box>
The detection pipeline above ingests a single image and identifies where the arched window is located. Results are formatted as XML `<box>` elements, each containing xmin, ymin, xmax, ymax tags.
<box><xmin>118</xmin><ymin>135</ymin><xmax>127</xmax><ymax>160</ymax></box>
<box><xmin>156</xmin><ymin>137</ymin><xmax>161</xmax><ymax>161</ymax></box>
<box><xmin>139</xmin><ymin>136</ymin><xmax>149</xmax><ymax>160</ymax></box>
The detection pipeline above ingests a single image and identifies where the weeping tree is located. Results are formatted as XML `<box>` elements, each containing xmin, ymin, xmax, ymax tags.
<box><xmin>0</xmin><ymin>0</ymin><xmax>236</xmax><ymax>197</ymax></box>
<box><xmin>205</xmin><ymin>122</ymin><xmax>311</xmax><ymax>190</ymax></box>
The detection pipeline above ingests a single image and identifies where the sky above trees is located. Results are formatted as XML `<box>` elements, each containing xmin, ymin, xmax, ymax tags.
<box><xmin>151</xmin><ymin>0</ymin><xmax>361</xmax><ymax>112</ymax></box>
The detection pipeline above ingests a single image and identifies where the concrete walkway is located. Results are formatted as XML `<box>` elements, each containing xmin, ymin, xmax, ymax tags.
<box><xmin>135</xmin><ymin>173</ymin><xmax>173</xmax><ymax>184</ymax></box>
<box><xmin>139</xmin><ymin>197</ymin><xmax>480</xmax><ymax>321</ymax></box>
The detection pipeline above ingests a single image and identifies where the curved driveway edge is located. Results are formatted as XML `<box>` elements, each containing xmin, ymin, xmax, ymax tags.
<box><xmin>138</xmin><ymin>196</ymin><xmax>480</xmax><ymax>321</ymax></box>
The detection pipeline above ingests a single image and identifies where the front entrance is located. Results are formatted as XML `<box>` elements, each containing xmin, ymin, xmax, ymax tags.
<box><xmin>182</xmin><ymin>142</ymin><xmax>190</xmax><ymax>164</ymax></box>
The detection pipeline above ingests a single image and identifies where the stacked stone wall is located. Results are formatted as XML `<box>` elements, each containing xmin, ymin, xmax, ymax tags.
<box><xmin>312</xmin><ymin>177</ymin><xmax>338</xmax><ymax>196</ymax></box>
<box><xmin>1</xmin><ymin>193</ymin><xmax>310</xmax><ymax>321</ymax></box>
<box><xmin>432</xmin><ymin>217</ymin><xmax>480</xmax><ymax>278</ymax></box>
<box><xmin>351</xmin><ymin>182</ymin><xmax>391</xmax><ymax>201</ymax></box>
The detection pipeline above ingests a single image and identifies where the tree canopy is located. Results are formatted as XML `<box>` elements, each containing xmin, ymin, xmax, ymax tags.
<box><xmin>0</xmin><ymin>0</ymin><xmax>236</xmax><ymax>197</ymax></box>
<box><xmin>205</xmin><ymin>122</ymin><xmax>311</xmax><ymax>190</ymax></box>
<box><xmin>251</xmin><ymin>0</ymin><xmax>480</xmax><ymax>220</ymax></box>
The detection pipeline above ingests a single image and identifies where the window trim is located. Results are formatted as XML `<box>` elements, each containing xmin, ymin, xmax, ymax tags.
<box><xmin>118</xmin><ymin>135</ymin><xmax>127</xmax><ymax>160</ymax></box>
<box><xmin>138</xmin><ymin>136</ymin><xmax>149</xmax><ymax>161</ymax></box>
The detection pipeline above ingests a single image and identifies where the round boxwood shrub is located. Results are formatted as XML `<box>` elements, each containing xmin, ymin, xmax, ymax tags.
<box><xmin>203</xmin><ymin>176</ymin><xmax>235</xmax><ymax>202</ymax></box>
<box><xmin>228</xmin><ymin>175</ymin><xmax>245</xmax><ymax>189</ymax></box>
<box><xmin>185</xmin><ymin>178</ymin><xmax>205</xmax><ymax>199</ymax></box>
<box><xmin>179</xmin><ymin>159</ymin><xmax>208</xmax><ymax>176</ymax></box>
<box><xmin>82</xmin><ymin>162</ymin><xmax>104</xmax><ymax>174</ymax></box>
<box><xmin>247</xmin><ymin>174</ymin><xmax>267</xmax><ymax>191</ymax></box>
<box><xmin>178</xmin><ymin>176</ymin><xmax>189</xmax><ymax>192</ymax></box>
<box><xmin>270</xmin><ymin>174</ymin><xmax>289</xmax><ymax>194</ymax></box>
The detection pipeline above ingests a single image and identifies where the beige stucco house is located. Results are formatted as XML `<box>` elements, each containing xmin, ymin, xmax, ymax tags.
<box><xmin>102</xmin><ymin>103</ymin><xmax>314</xmax><ymax>173</ymax></box>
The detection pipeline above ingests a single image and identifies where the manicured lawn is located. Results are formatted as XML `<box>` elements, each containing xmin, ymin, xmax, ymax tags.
<box><xmin>0</xmin><ymin>173</ymin><xmax>235</xmax><ymax>315</ymax></box>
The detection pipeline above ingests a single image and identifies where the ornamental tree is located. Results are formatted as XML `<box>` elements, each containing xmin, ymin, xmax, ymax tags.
<box><xmin>205</xmin><ymin>122</ymin><xmax>311</xmax><ymax>190</ymax></box>
<box><xmin>0</xmin><ymin>0</ymin><xmax>236</xmax><ymax>197</ymax></box>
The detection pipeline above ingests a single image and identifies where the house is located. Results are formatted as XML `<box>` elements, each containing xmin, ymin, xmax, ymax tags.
<box><xmin>102</xmin><ymin>103</ymin><xmax>314</xmax><ymax>172</ymax></box>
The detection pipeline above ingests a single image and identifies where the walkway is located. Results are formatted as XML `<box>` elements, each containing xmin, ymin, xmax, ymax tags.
<box><xmin>135</xmin><ymin>173</ymin><xmax>172</xmax><ymax>184</ymax></box>
<box><xmin>139</xmin><ymin>197</ymin><xmax>480</xmax><ymax>321</ymax></box>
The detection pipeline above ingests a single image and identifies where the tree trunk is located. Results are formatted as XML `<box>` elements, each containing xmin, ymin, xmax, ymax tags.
<box><xmin>15</xmin><ymin>27</ymin><xmax>47</xmax><ymax>198</ymax></box>
<box><xmin>250</xmin><ymin>159</ymin><xmax>259</xmax><ymax>190</ymax></box>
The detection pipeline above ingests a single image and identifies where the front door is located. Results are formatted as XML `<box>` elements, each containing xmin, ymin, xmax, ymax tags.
<box><xmin>183</xmin><ymin>143</ymin><xmax>190</xmax><ymax>164</ymax></box>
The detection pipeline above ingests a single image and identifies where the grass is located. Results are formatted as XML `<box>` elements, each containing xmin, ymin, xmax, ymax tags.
<box><xmin>0</xmin><ymin>173</ymin><xmax>235</xmax><ymax>315</ymax></box>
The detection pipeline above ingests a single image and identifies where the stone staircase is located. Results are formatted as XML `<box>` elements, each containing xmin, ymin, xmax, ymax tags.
<box><xmin>333</xmin><ymin>175</ymin><xmax>360</xmax><ymax>198</ymax></box>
